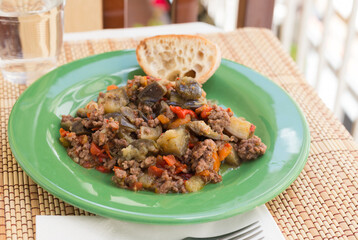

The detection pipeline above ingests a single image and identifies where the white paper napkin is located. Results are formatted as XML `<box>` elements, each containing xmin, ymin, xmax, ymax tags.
<box><xmin>36</xmin><ymin>205</ymin><xmax>284</xmax><ymax>240</ymax></box>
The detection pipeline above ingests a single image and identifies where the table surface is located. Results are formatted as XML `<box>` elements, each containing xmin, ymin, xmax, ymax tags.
<box><xmin>1</xmin><ymin>25</ymin><xmax>358</xmax><ymax>240</ymax></box>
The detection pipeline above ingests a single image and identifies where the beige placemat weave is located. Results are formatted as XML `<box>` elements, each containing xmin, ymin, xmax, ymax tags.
<box><xmin>1</xmin><ymin>28</ymin><xmax>358</xmax><ymax>240</ymax></box>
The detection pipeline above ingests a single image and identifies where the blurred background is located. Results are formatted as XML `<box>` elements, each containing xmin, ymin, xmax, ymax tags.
<box><xmin>64</xmin><ymin>0</ymin><xmax>358</xmax><ymax>142</ymax></box>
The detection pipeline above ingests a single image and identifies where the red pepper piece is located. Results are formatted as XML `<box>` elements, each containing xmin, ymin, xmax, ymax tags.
<box><xmin>170</xmin><ymin>105</ymin><xmax>197</xmax><ymax>119</ymax></box>
<box><xmin>90</xmin><ymin>142</ymin><xmax>103</xmax><ymax>156</ymax></box>
<box><xmin>103</xmin><ymin>144</ymin><xmax>112</xmax><ymax>159</ymax></box>
<box><xmin>163</xmin><ymin>155</ymin><xmax>177</xmax><ymax>166</ymax></box>
<box><xmin>250</xmin><ymin>124</ymin><xmax>256</xmax><ymax>133</ymax></box>
<box><xmin>96</xmin><ymin>165</ymin><xmax>111</xmax><ymax>173</ymax></box>
<box><xmin>155</xmin><ymin>156</ymin><xmax>167</xmax><ymax>168</ymax></box>
<box><xmin>148</xmin><ymin>166</ymin><xmax>164</xmax><ymax>177</ymax></box>
<box><xmin>218</xmin><ymin>143</ymin><xmax>232</xmax><ymax>161</ymax></box>
<box><xmin>90</xmin><ymin>142</ymin><xmax>108</xmax><ymax>158</ymax></box>
<box><xmin>106</xmin><ymin>85</ymin><xmax>118</xmax><ymax>91</ymax></box>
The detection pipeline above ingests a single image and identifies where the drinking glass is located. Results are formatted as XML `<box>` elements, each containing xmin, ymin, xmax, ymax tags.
<box><xmin>0</xmin><ymin>0</ymin><xmax>65</xmax><ymax>85</ymax></box>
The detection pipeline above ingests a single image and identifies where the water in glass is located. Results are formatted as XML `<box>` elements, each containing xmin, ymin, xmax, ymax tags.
<box><xmin>0</xmin><ymin>0</ymin><xmax>64</xmax><ymax>84</ymax></box>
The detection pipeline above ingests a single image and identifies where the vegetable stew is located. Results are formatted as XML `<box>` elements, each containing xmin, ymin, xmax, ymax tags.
<box><xmin>59</xmin><ymin>76</ymin><xmax>266</xmax><ymax>193</ymax></box>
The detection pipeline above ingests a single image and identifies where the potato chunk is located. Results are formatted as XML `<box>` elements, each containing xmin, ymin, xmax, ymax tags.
<box><xmin>185</xmin><ymin>176</ymin><xmax>205</xmax><ymax>192</ymax></box>
<box><xmin>225</xmin><ymin>117</ymin><xmax>255</xmax><ymax>140</ymax></box>
<box><xmin>139</xmin><ymin>126</ymin><xmax>162</xmax><ymax>141</ymax></box>
<box><xmin>139</xmin><ymin>173</ymin><xmax>155</xmax><ymax>188</ymax></box>
<box><xmin>98</xmin><ymin>87</ymin><xmax>129</xmax><ymax>113</ymax></box>
<box><xmin>122</xmin><ymin>139</ymin><xmax>159</xmax><ymax>161</ymax></box>
<box><xmin>156</xmin><ymin>127</ymin><xmax>189</xmax><ymax>156</ymax></box>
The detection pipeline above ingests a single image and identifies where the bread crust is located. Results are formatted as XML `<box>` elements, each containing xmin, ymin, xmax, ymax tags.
<box><xmin>136</xmin><ymin>34</ymin><xmax>221</xmax><ymax>84</ymax></box>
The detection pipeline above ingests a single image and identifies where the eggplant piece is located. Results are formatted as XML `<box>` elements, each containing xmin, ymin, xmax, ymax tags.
<box><xmin>118</xmin><ymin>115</ymin><xmax>137</xmax><ymax>132</ymax></box>
<box><xmin>138</xmin><ymin>110</ymin><xmax>148</xmax><ymax>122</ymax></box>
<box><xmin>60</xmin><ymin>118</ymin><xmax>90</xmax><ymax>135</ymax></box>
<box><xmin>159</xmin><ymin>101</ymin><xmax>170</xmax><ymax>113</ymax></box>
<box><xmin>98</xmin><ymin>87</ymin><xmax>129</xmax><ymax>113</ymax></box>
<box><xmin>169</xmin><ymin>91</ymin><xmax>184</xmax><ymax>105</ymax></box>
<box><xmin>167</xmin><ymin>91</ymin><xmax>206</xmax><ymax>110</ymax></box>
<box><xmin>117</xmin><ymin>129</ymin><xmax>134</xmax><ymax>144</ymax></box>
<box><xmin>165</xmin><ymin>100</ymin><xmax>181</xmax><ymax>107</ymax></box>
<box><xmin>122</xmin><ymin>139</ymin><xmax>159</xmax><ymax>161</ymax></box>
<box><xmin>181</xmin><ymin>97</ymin><xmax>207</xmax><ymax>110</ymax></box>
<box><xmin>224</xmin><ymin>117</ymin><xmax>255</xmax><ymax>140</ymax></box>
<box><xmin>104</xmin><ymin>112</ymin><xmax>136</xmax><ymax>132</ymax></box>
<box><xmin>175</xmin><ymin>77</ymin><xmax>202</xmax><ymax>100</ymax></box>
<box><xmin>120</xmin><ymin>106</ymin><xmax>136</xmax><ymax>123</ymax></box>
<box><xmin>69</xmin><ymin>120</ymin><xmax>91</xmax><ymax>135</ymax></box>
<box><xmin>60</xmin><ymin>121</ymin><xmax>72</xmax><ymax>131</ymax></box>
<box><xmin>76</xmin><ymin>108</ymin><xmax>88</xmax><ymax>118</ymax></box>
<box><xmin>186</xmin><ymin>121</ymin><xmax>230</xmax><ymax>141</ymax></box>
<box><xmin>156</xmin><ymin>126</ymin><xmax>189</xmax><ymax>157</ymax></box>
<box><xmin>139</xmin><ymin>126</ymin><xmax>162</xmax><ymax>141</ymax></box>
<box><xmin>224</xmin><ymin>143</ymin><xmax>240</xmax><ymax>167</ymax></box>
<box><xmin>138</xmin><ymin>81</ymin><xmax>167</xmax><ymax>103</ymax></box>
<box><xmin>104</xmin><ymin>112</ymin><xmax>121</xmax><ymax>121</ymax></box>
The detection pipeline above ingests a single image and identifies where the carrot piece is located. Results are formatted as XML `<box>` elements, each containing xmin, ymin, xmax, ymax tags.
<box><xmin>59</xmin><ymin>128</ymin><xmax>68</xmax><ymax>137</ymax></box>
<box><xmin>197</xmin><ymin>170</ymin><xmax>211</xmax><ymax>177</ymax></box>
<box><xmin>67</xmin><ymin>132</ymin><xmax>75</xmax><ymax>138</ymax></box>
<box><xmin>161</xmin><ymin>154</ymin><xmax>187</xmax><ymax>174</ymax></box>
<box><xmin>213</xmin><ymin>151</ymin><xmax>220</xmax><ymax>172</ymax></box>
<box><xmin>168</xmin><ymin>114</ymin><xmax>191</xmax><ymax>129</ymax></box>
<box><xmin>163</xmin><ymin>155</ymin><xmax>177</xmax><ymax>166</ymax></box>
<box><xmin>133</xmin><ymin>182</ymin><xmax>143</xmax><ymax>191</ymax></box>
<box><xmin>157</xmin><ymin>114</ymin><xmax>170</xmax><ymax>124</ymax></box>
<box><xmin>200</xmin><ymin>108</ymin><xmax>212</xmax><ymax>119</ymax></box>
<box><xmin>106</xmin><ymin>85</ymin><xmax>118</xmax><ymax>91</ymax></box>
<box><xmin>218</xmin><ymin>143</ymin><xmax>232</xmax><ymax>161</ymax></box>
<box><xmin>148</xmin><ymin>166</ymin><xmax>164</xmax><ymax>177</ymax></box>
<box><xmin>175</xmin><ymin>164</ymin><xmax>187</xmax><ymax>174</ymax></box>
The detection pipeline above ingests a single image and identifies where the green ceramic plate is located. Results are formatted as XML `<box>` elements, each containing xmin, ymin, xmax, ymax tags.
<box><xmin>8</xmin><ymin>50</ymin><xmax>310</xmax><ymax>224</ymax></box>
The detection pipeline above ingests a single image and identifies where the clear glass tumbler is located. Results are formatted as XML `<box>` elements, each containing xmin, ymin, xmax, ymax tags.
<box><xmin>0</xmin><ymin>0</ymin><xmax>65</xmax><ymax>85</ymax></box>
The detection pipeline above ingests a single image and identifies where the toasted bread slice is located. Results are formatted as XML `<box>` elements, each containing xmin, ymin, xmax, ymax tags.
<box><xmin>136</xmin><ymin>35</ymin><xmax>221</xmax><ymax>84</ymax></box>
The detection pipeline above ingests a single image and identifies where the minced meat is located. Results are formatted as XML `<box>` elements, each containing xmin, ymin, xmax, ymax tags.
<box><xmin>208</xmin><ymin>105</ymin><xmax>232</xmax><ymax>133</ymax></box>
<box><xmin>191</xmin><ymin>139</ymin><xmax>217</xmax><ymax>173</ymax></box>
<box><xmin>236</xmin><ymin>136</ymin><xmax>267</xmax><ymax>161</ymax></box>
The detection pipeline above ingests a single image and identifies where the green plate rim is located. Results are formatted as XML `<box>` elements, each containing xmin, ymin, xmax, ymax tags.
<box><xmin>8</xmin><ymin>49</ymin><xmax>310</xmax><ymax>224</ymax></box>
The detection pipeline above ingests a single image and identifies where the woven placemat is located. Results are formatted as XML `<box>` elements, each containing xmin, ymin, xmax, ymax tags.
<box><xmin>1</xmin><ymin>28</ymin><xmax>357</xmax><ymax>240</ymax></box>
